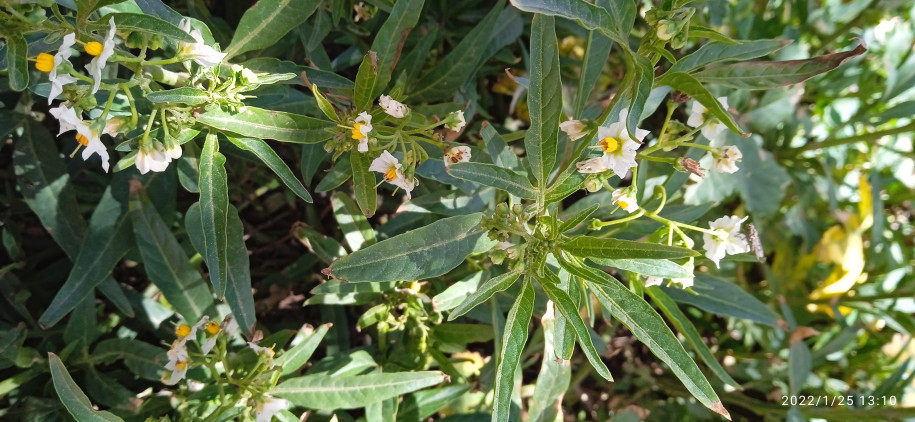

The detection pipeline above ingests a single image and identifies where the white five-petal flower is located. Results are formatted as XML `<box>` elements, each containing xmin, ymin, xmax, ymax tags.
<box><xmin>178</xmin><ymin>19</ymin><xmax>227</xmax><ymax>67</ymax></box>
<box><xmin>611</xmin><ymin>189</ymin><xmax>639</xmax><ymax>213</ymax></box>
<box><xmin>136</xmin><ymin>143</ymin><xmax>172</xmax><ymax>174</ymax></box>
<box><xmin>577</xmin><ymin>109</ymin><xmax>646</xmax><ymax>177</ymax></box>
<box><xmin>352</xmin><ymin>112</ymin><xmax>373</xmax><ymax>152</ymax></box>
<box><xmin>255</xmin><ymin>396</ymin><xmax>290</xmax><ymax>422</ymax></box>
<box><xmin>44</xmin><ymin>33</ymin><xmax>78</xmax><ymax>104</ymax></box>
<box><xmin>559</xmin><ymin>119</ymin><xmax>588</xmax><ymax>141</ymax></box>
<box><xmin>445</xmin><ymin>110</ymin><xmax>466</xmax><ymax>132</ymax></box>
<box><xmin>702</xmin><ymin>215</ymin><xmax>750</xmax><ymax>268</ymax></box>
<box><xmin>687</xmin><ymin>96</ymin><xmax>729</xmax><ymax>143</ymax></box>
<box><xmin>163</xmin><ymin>339</ymin><xmax>189</xmax><ymax>385</ymax></box>
<box><xmin>379</xmin><ymin>94</ymin><xmax>409</xmax><ymax>118</ymax></box>
<box><xmin>369</xmin><ymin>150</ymin><xmax>418</xmax><ymax>199</ymax></box>
<box><xmin>49</xmin><ymin>105</ymin><xmax>111</xmax><ymax>172</ymax></box>
<box><xmin>714</xmin><ymin>145</ymin><xmax>742</xmax><ymax>174</ymax></box>
<box><xmin>247</xmin><ymin>342</ymin><xmax>276</xmax><ymax>368</ymax></box>
<box><xmin>443</xmin><ymin>145</ymin><xmax>471</xmax><ymax>167</ymax></box>
<box><xmin>85</xmin><ymin>17</ymin><xmax>117</xmax><ymax>94</ymax></box>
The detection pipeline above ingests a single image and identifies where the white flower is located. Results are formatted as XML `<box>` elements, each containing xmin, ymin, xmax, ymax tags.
<box><xmin>164</xmin><ymin>339</ymin><xmax>189</xmax><ymax>385</ymax></box>
<box><xmin>369</xmin><ymin>150</ymin><xmax>418</xmax><ymax>199</ymax></box>
<box><xmin>702</xmin><ymin>215</ymin><xmax>750</xmax><ymax>268</ymax></box>
<box><xmin>43</xmin><ymin>33</ymin><xmax>77</xmax><ymax>104</ymax></box>
<box><xmin>714</xmin><ymin>145</ymin><xmax>742</xmax><ymax>174</ymax></box>
<box><xmin>49</xmin><ymin>105</ymin><xmax>111</xmax><ymax>172</ymax></box>
<box><xmin>178</xmin><ymin>19</ymin><xmax>227</xmax><ymax>67</ymax></box>
<box><xmin>165</xmin><ymin>143</ymin><xmax>182</xmax><ymax>160</ymax></box>
<box><xmin>379</xmin><ymin>94</ymin><xmax>408</xmax><ymax>118</ymax></box>
<box><xmin>248</xmin><ymin>342</ymin><xmax>276</xmax><ymax>368</ymax></box>
<box><xmin>671</xmin><ymin>275</ymin><xmax>695</xmax><ymax>288</ymax></box>
<box><xmin>611</xmin><ymin>189</ymin><xmax>639</xmax><ymax>213</ymax></box>
<box><xmin>645</xmin><ymin>276</ymin><xmax>663</xmax><ymax>287</ymax></box>
<box><xmin>352</xmin><ymin>112</ymin><xmax>373</xmax><ymax>152</ymax></box>
<box><xmin>445</xmin><ymin>110</ymin><xmax>466</xmax><ymax>132</ymax></box>
<box><xmin>581</xmin><ymin>109</ymin><xmax>646</xmax><ymax>177</ymax></box>
<box><xmin>575</xmin><ymin>156</ymin><xmax>609</xmax><ymax>174</ymax></box>
<box><xmin>201</xmin><ymin>320</ymin><xmax>221</xmax><ymax>355</ymax></box>
<box><xmin>559</xmin><ymin>120</ymin><xmax>588</xmax><ymax>141</ymax></box>
<box><xmin>136</xmin><ymin>143</ymin><xmax>172</xmax><ymax>174</ymax></box>
<box><xmin>443</xmin><ymin>146</ymin><xmax>471</xmax><ymax>167</ymax></box>
<box><xmin>222</xmin><ymin>316</ymin><xmax>239</xmax><ymax>337</ymax></box>
<box><xmin>85</xmin><ymin>17</ymin><xmax>117</xmax><ymax>94</ymax></box>
<box><xmin>255</xmin><ymin>396</ymin><xmax>290</xmax><ymax>422</ymax></box>
<box><xmin>687</xmin><ymin>97</ymin><xmax>729</xmax><ymax>143</ymax></box>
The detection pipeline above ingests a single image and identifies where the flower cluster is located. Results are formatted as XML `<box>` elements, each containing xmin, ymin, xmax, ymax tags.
<box><xmin>163</xmin><ymin>316</ymin><xmax>238</xmax><ymax>385</ymax></box>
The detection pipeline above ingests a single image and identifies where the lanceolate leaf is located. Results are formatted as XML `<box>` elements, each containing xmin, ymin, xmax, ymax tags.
<box><xmin>590</xmin><ymin>258</ymin><xmax>692</xmax><ymax>279</ymax></box>
<box><xmin>91</xmin><ymin>13</ymin><xmax>195</xmax><ymax>43</ymax></box>
<box><xmin>130</xmin><ymin>191</ymin><xmax>212</xmax><ymax>322</ymax></box>
<box><xmin>275</xmin><ymin>323</ymin><xmax>332</xmax><ymax>376</ymax></box>
<box><xmin>509</xmin><ymin>0</ymin><xmax>634</xmax><ymax>48</ymax></box>
<box><xmin>225</xmin><ymin>135</ymin><xmax>313</xmax><ymax>202</ymax></box>
<box><xmin>493</xmin><ymin>280</ymin><xmax>534</xmax><ymax>422</ymax></box>
<box><xmin>326</xmin><ymin>213</ymin><xmax>484</xmax><ymax>283</ymax></box>
<box><xmin>627</xmin><ymin>54</ymin><xmax>654</xmax><ymax>136</ymax></box>
<box><xmin>196</xmin><ymin>107</ymin><xmax>335</xmax><ymax>143</ymax></box>
<box><xmin>661</xmin><ymin>274</ymin><xmax>780</xmax><ymax>327</ymax></box>
<box><xmin>560</xmin><ymin>258</ymin><xmax>730</xmax><ymax>420</ymax></box>
<box><xmin>575</xmin><ymin>0</ymin><xmax>614</xmax><ymax>117</ymax></box>
<box><xmin>448</xmin><ymin>270</ymin><xmax>522</xmax><ymax>321</ymax></box>
<box><xmin>199</xmin><ymin>133</ymin><xmax>229</xmax><ymax>297</ymax></box>
<box><xmin>354</xmin><ymin>52</ymin><xmax>379</xmax><ymax>112</ymax></box>
<box><xmin>657</xmin><ymin>72</ymin><xmax>745</xmax><ymax>135</ymax></box>
<box><xmin>49</xmin><ymin>353</ymin><xmax>125</xmax><ymax>422</ymax></box>
<box><xmin>537</xmin><ymin>271</ymin><xmax>612</xmax><ymax>381</ymax></box>
<box><xmin>350</xmin><ymin>152</ymin><xmax>378</xmax><ymax>217</ymax></box>
<box><xmin>560</xmin><ymin>236</ymin><xmax>699</xmax><ymax>260</ymax></box>
<box><xmin>447</xmin><ymin>162</ymin><xmax>538</xmax><ymax>199</ymax></box>
<box><xmin>146</xmin><ymin>87</ymin><xmax>209</xmax><ymax>105</ymax></box>
<box><xmin>331</xmin><ymin>193</ymin><xmax>376</xmax><ymax>251</ymax></box>
<box><xmin>368</xmin><ymin>0</ymin><xmax>425</xmax><ymax>97</ymax></box>
<box><xmin>524</xmin><ymin>14</ymin><xmax>561</xmax><ymax>188</ymax></box>
<box><xmin>274</xmin><ymin>372</ymin><xmax>447</xmax><ymax>410</ymax></box>
<box><xmin>669</xmin><ymin>39</ymin><xmax>791</xmax><ymax>74</ymax></box>
<box><xmin>692</xmin><ymin>43</ymin><xmax>867</xmax><ymax>90</ymax></box>
<box><xmin>40</xmin><ymin>184</ymin><xmax>133</xmax><ymax>328</ymax></box>
<box><xmin>225</xmin><ymin>0</ymin><xmax>322</xmax><ymax>58</ymax></box>
<box><xmin>5</xmin><ymin>33</ymin><xmax>28</xmax><ymax>91</ymax></box>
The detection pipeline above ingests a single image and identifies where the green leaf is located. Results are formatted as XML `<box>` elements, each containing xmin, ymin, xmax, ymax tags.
<box><xmin>448</xmin><ymin>270</ymin><xmax>521</xmax><ymax>321</ymax></box>
<box><xmin>354</xmin><ymin>52</ymin><xmax>379</xmax><ymax>112</ymax></box>
<box><xmin>332</xmin><ymin>193</ymin><xmax>376</xmax><ymax>251</ymax></box>
<box><xmin>447</xmin><ymin>162</ymin><xmax>537</xmax><ymax>199</ymax></box>
<box><xmin>645</xmin><ymin>287</ymin><xmax>741</xmax><ymax>388</ymax></box>
<box><xmin>431</xmin><ymin>324</ymin><xmax>495</xmax><ymax>345</ymax></box>
<box><xmin>529</xmin><ymin>302</ymin><xmax>572</xmax><ymax>422</ymax></box>
<box><xmin>312</xmin><ymin>85</ymin><xmax>340</xmax><ymax>122</ymax></box>
<box><xmin>225</xmin><ymin>135</ymin><xmax>312</xmax><ymax>203</ymax></box>
<box><xmin>91</xmin><ymin>13</ymin><xmax>195</xmax><ymax>43</ymax></box>
<box><xmin>274</xmin><ymin>372</ymin><xmax>447</xmax><ymax>410</ymax></box>
<box><xmin>537</xmin><ymin>271</ymin><xmax>612</xmax><ymax>380</ymax></box>
<box><xmin>559</xmin><ymin>203</ymin><xmax>600</xmax><ymax>232</ymax></box>
<box><xmin>410</xmin><ymin>1</ymin><xmax>505</xmax><ymax>102</ymax></box>
<box><xmin>276</xmin><ymin>323</ymin><xmax>331</xmax><ymax>376</ymax></box>
<box><xmin>626</xmin><ymin>54</ymin><xmax>654</xmax><ymax>136</ymax></box>
<box><xmin>524</xmin><ymin>14</ymin><xmax>561</xmax><ymax>188</ymax></box>
<box><xmin>350</xmin><ymin>152</ymin><xmax>378</xmax><ymax>217</ymax></box>
<box><xmin>13</xmin><ymin>118</ymin><xmax>86</xmax><ymax>257</ymax></box>
<box><xmin>560</xmin><ymin>236</ymin><xmax>699</xmax><ymax>260</ymax></box>
<box><xmin>789</xmin><ymin>340</ymin><xmax>812</xmax><ymax>395</ymax></box>
<box><xmin>48</xmin><ymin>353</ymin><xmax>125</xmax><ymax>422</ymax></box>
<box><xmin>92</xmin><ymin>339</ymin><xmax>166</xmax><ymax>381</ymax></box>
<box><xmin>367</xmin><ymin>0</ymin><xmax>425</xmax><ymax>97</ymax></box>
<box><xmin>590</xmin><ymin>258</ymin><xmax>692</xmax><ymax>279</ymax></box>
<box><xmin>669</xmin><ymin>39</ymin><xmax>791</xmax><ymax>74</ymax></box>
<box><xmin>4</xmin><ymin>34</ymin><xmax>28</xmax><ymax>91</ymax></box>
<box><xmin>661</xmin><ymin>274</ymin><xmax>780</xmax><ymax>327</ymax></box>
<box><xmin>493</xmin><ymin>279</ymin><xmax>534</xmax><ymax>422</ymax></box>
<box><xmin>146</xmin><ymin>87</ymin><xmax>209</xmax><ymax>105</ymax></box>
<box><xmin>198</xmin><ymin>133</ymin><xmax>229</xmax><ymax>297</ymax></box>
<box><xmin>656</xmin><ymin>72</ymin><xmax>745</xmax><ymax>135</ymax></box>
<box><xmin>130</xmin><ymin>190</ymin><xmax>212</xmax><ymax>322</ymax></box>
<box><xmin>225</xmin><ymin>0</ymin><xmax>322</xmax><ymax>58</ymax></box>
<box><xmin>76</xmin><ymin>0</ymin><xmax>127</xmax><ymax>23</ymax></box>
<box><xmin>398</xmin><ymin>385</ymin><xmax>473</xmax><ymax>421</ymax></box>
<box><xmin>692</xmin><ymin>43</ymin><xmax>867</xmax><ymax>90</ymax></box>
<box><xmin>326</xmin><ymin>213</ymin><xmax>484</xmax><ymax>283</ymax></box>
<box><xmin>186</xmin><ymin>203</ymin><xmax>257</xmax><ymax>333</ymax></box>
<box><xmin>196</xmin><ymin>107</ymin><xmax>335</xmax><ymax>143</ymax></box>
<box><xmin>561</xmin><ymin>259</ymin><xmax>730</xmax><ymax>420</ymax></box>
<box><xmin>509</xmin><ymin>0</ymin><xmax>633</xmax><ymax>47</ymax></box>
<box><xmin>39</xmin><ymin>184</ymin><xmax>133</xmax><ymax>328</ymax></box>
<box><xmin>574</xmin><ymin>0</ymin><xmax>614</xmax><ymax>117</ymax></box>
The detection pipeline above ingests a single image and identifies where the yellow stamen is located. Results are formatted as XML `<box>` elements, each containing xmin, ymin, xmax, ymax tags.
<box><xmin>35</xmin><ymin>53</ymin><xmax>55</xmax><ymax>73</ymax></box>
<box><xmin>599</xmin><ymin>137</ymin><xmax>619</xmax><ymax>154</ymax></box>
<box><xmin>384</xmin><ymin>167</ymin><xmax>398</xmax><ymax>182</ymax></box>
<box><xmin>175</xmin><ymin>361</ymin><xmax>187</xmax><ymax>370</ymax></box>
<box><xmin>618</xmin><ymin>200</ymin><xmax>630</xmax><ymax>209</ymax></box>
<box><xmin>265</xmin><ymin>348</ymin><xmax>275</xmax><ymax>358</ymax></box>
<box><xmin>75</xmin><ymin>134</ymin><xmax>89</xmax><ymax>147</ymax></box>
<box><xmin>351</xmin><ymin>123</ymin><xmax>366</xmax><ymax>140</ymax></box>
<box><xmin>85</xmin><ymin>41</ymin><xmax>103</xmax><ymax>57</ymax></box>
<box><xmin>409</xmin><ymin>281</ymin><xmax>420</xmax><ymax>293</ymax></box>
<box><xmin>175</xmin><ymin>324</ymin><xmax>191</xmax><ymax>338</ymax></box>
<box><xmin>205</xmin><ymin>321</ymin><xmax>220</xmax><ymax>335</ymax></box>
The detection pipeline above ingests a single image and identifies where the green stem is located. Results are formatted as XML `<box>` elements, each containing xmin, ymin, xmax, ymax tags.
<box><xmin>120</xmin><ymin>83</ymin><xmax>138</xmax><ymax>128</ymax></box>
<box><xmin>646</xmin><ymin>212</ymin><xmax>718</xmax><ymax>236</ymax></box>
<box><xmin>678</xmin><ymin>142</ymin><xmax>715</xmax><ymax>152</ymax></box>
<box><xmin>99</xmin><ymin>88</ymin><xmax>118</xmax><ymax>122</ymax></box>
<box><xmin>792</xmin><ymin>121</ymin><xmax>915</xmax><ymax>154</ymax></box>
<box><xmin>140</xmin><ymin>108</ymin><xmax>159</xmax><ymax>149</ymax></box>
<box><xmin>592</xmin><ymin>209</ymin><xmax>645</xmax><ymax>228</ymax></box>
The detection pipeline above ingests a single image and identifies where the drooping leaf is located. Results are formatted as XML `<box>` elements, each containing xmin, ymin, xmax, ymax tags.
<box><xmin>48</xmin><ymin>353</ymin><xmax>125</xmax><ymax>422</ymax></box>
<box><xmin>225</xmin><ymin>0</ymin><xmax>322</xmax><ymax>58</ymax></box>
<box><xmin>447</xmin><ymin>162</ymin><xmax>537</xmax><ymax>199</ymax></box>
<box><xmin>198</xmin><ymin>133</ymin><xmax>229</xmax><ymax>297</ymax></box>
<box><xmin>225</xmin><ymin>135</ymin><xmax>312</xmax><ymax>202</ymax></box>
<box><xmin>692</xmin><ymin>43</ymin><xmax>866</xmax><ymax>90</ymax></box>
<box><xmin>274</xmin><ymin>372</ymin><xmax>447</xmax><ymax>410</ymax></box>
<box><xmin>196</xmin><ymin>107</ymin><xmax>335</xmax><ymax>143</ymax></box>
<box><xmin>331</xmin><ymin>194</ymin><xmax>376</xmax><ymax>251</ymax></box>
<box><xmin>326</xmin><ymin>213</ymin><xmax>484</xmax><ymax>283</ymax></box>
<box><xmin>669</xmin><ymin>39</ymin><xmax>791</xmax><ymax>74</ymax></box>
<box><xmin>492</xmin><ymin>280</ymin><xmax>534</xmax><ymax>422</ymax></box>
<box><xmin>524</xmin><ymin>14</ymin><xmax>561</xmax><ymax>188</ymax></box>
<box><xmin>561</xmin><ymin>236</ymin><xmax>699</xmax><ymax>260</ymax></box>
